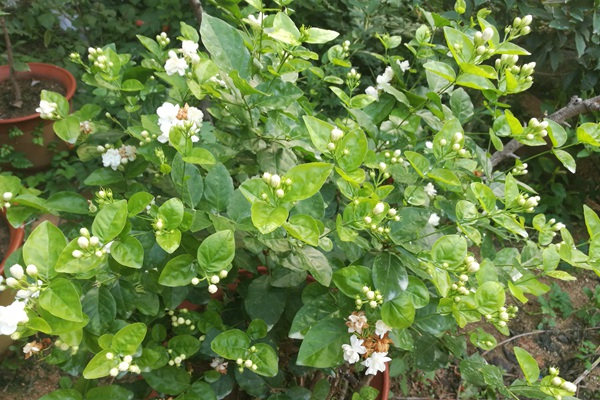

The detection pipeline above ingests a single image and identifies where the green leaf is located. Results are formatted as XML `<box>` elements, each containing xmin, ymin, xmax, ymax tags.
<box><xmin>303</xmin><ymin>116</ymin><xmax>335</xmax><ymax>153</ymax></box>
<box><xmin>39</xmin><ymin>390</ymin><xmax>83</xmax><ymax>400</ymax></box>
<box><xmin>545</xmin><ymin>270</ymin><xmax>576</xmax><ymax>281</ymax></box>
<box><xmin>158</xmin><ymin>198</ymin><xmax>184</xmax><ymax>229</ymax></box>
<box><xmin>405</xmin><ymin>151</ymin><xmax>430</xmax><ymax>177</ymax></box>
<box><xmin>336</xmin><ymin>129</ymin><xmax>368</xmax><ymax>172</ymax></box>
<box><xmin>86</xmin><ymin>386</ymin><xmax>133</xmax><ymax>400</ymax></box>
<box><xmin>443</xmin><ymin>27</ymin><xmax>473</xmax><ymax>64</ymax></box>
<box><xmin>514</xmin><ymin>347</ymin><xmax>540</xmax><ymax>385</ymax></box>
<box><xmin>250</xmin><ymin>343</ymin><xmax>279</xmax><ymax>377</ymax></box>
<box><xmin>38</xmin><ymin>278</ymin><xmax>84</xmax><ymax>322</ymax></box>
<box><xmin>111</xmin><ymin>236</ymin><xmax>144</xmax><ymax>269</ymax></box>
<box><xmin>584</xmin><ymin>205</ymin><xmax>600</xmax><ymax>238</ymax></box>
<box><xmin>432</xmin><ymin>235</ymin><xmax>467</xmax><ymax>268</ymax></box>
<box><xmin>333</xmin><ymin>265</ymin><xmax>372</xmax><ymax>298</ymax></box>
<box><xmin>304</xmin><ymin>27</ymin><xmax>339</xmax><ymax>44</ymax></box>
<box><xmin>143</xmin><ymin>366</ymin><xmax>190</xmax><ymax>395</ymax></box>
<box><xmin>200</xmin><ymin>13</ymin><xmax>252</xmax><ymax>78</ymax></box>
<box><xmin>156</xmin><ymin>229</ymin><xmax>182</xmax><ymax>254</ymax></box>
<box><xmin>475</xmin><ymin>281</ymin><xmax>505</xmax><ymax>315</ymax></box>
<box><xmin>282</xmin><ymin>163</ymin><xmax>333</xmax><ymax>203</ymax></box>
<box><xmin>450</xmin><ymin>88</ymin><xmax>474</xmax><ymax>123</ymax></box>
<box><xmin>456</xmin><ymin>73</ymin><xmax>495</xmax><ymax>90</ymax></box>
<box><xmin>92</xmin><ymin>200</ymin><xmax>128</xmax><ymax>243</ymax></box>
<box><xmin>169</xmin><ymin>335</ymin><xmax>201</xmax><ymax>358</ymax></box>
<box><xmin>297</xmin><ymin>318</ymin><xmax>346</xmax><ymax>368</ymax></box>
<box><xmin>112</xmin><ymin>322</ymin><xmax>147</xmax><ymax>355</ymax></box>
<box><xmin>283</xmin><ymin>214</ymin><xmax>320</xmax><ymax>246</ymax></box>
<box><xmin>182</xmin><ymin>148</ymin><xmax>216</xmax><ymax>166</ymax></box>
<box><xmin>577</xmin><ymin>122</ymin><xmax>600</xmax><ymax>146</ymax></box>
<box><xmin>289</xmin><ymin>247</ymin><xmax>333</xmax><ymax>286</ymax></box>
<box><xmin>159</xmin><ymin>254</ymin><xmax>196</xmax><ymax>286</ymax></box>
<box><xmin>246</xmin><ymin>275</ymin><xmax>287</xmax><ymax>330</ymax></box>
<box><xmin>247</xmin><ymin>319</ymin><xmax>268</xmax><ymax>340</ymax></box>
<box><xmin>204</xmin><ymin>163</ymin><xmax>234</xmax><ymax>212</ymax></box>
<box><xmin>423</xmin><ymin>61</ymin><xmax>456</xmax><ymax>82</ymax></box>
<box><xmin>470</xmin><ymin>182</ymin><xmax>496</xmax><ymax>213</ymax></box>
<box><xmin>429</xmin><ymin>168</ymin><xmax>461</xmax><ymax>186</ymax></box>
<box><xmin>547</xmin><ymin>119</ymin><xmax>567</xmax><ymax>147</ymax></box>
<box><xmin>180</xmin><ymin>21</ymin><xmax>200</xmax><ymax>42</ymax></box>
<box><xmin>197</xmin><ymin>230</ymin><xmax>235</xmax><ymax>274</ymax></box>
<box><xmin>84</xmin><ymin>169</ymin><xmax>123</xmax><ymax>186</ymax></box>
<box><xmin>22</xmin><ymin>221</ymin><xmax>67</xmax><ymax>277</ymax></box>
<box><xmin>83</xmin><ymin>349</ymin><xmax>119</xmax><ymax>379</ymax></box>
<box><xmin>211</xmin><ymin>329</ymin><xmax>251</xmax><ymax>360</ymax></box>
<box><xmin>251</xmin><ymin>202</ymin><xmax>288</xmax><ymax>234</ymax></box>
<box><xmin>172</xmin><ymin>154</ymin><xmax>204</xmax><ymax>208</ymax></box>
<box><xmin>373</xmin><ymin>253</ymin><xmax>408</xmax><ymax>301</ymax></box>
<box><xmin>553</xmin><ymin>149</ymin><xmax>576</xmax><ymax>173</ymax></box>
<box><xmin>269</xmin><ymin>12</ymin><xmax>301</xmax><ymax>45</ymax></box>
<box><xmin>82</xmin><ymin>286</ymin><xmax>117</xmax><ymax>336</ymax></box>
<box><xmin>381</xmin><ymin>293</ymin><xmax>415</xmax><ymax>329</ymax></box>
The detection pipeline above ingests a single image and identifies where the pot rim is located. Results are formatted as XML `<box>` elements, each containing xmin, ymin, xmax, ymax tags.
<box><xmin>0</xmin><ymin>62</ymin><xmax>77</xmax><ymax>125</ymax></box>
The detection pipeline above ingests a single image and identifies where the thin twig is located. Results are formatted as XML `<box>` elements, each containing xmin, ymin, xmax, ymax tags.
<box><xmin>481</xmin><ymin>326</ymin><xmax>600</xmax><ymax>357</ymax></box>
<box><xmin>573</xmin><ymin>345</ymin><xmax>600</xmax><ymax>386</ymax></box>
<box><xmin>490</xmin><ymin>95</ymin><xmax>600</xmax><ymax>167</ymax></box>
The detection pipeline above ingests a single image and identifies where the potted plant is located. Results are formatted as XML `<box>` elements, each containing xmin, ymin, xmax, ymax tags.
<box><xmin>0</xmin><ymin>1</ymin><xmax>76</xmax><ymax>170</ymax></box>
<box><xmin>0</xmin><ymin>2</ymin><xmax>597</xmax><ymax>399</ymax></box>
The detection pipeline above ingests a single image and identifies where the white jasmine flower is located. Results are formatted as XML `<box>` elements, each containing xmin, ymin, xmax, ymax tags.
<box><xmin>102</xmin><ymin>148</ymin><xmax>122</xmax><ymax>171</ymax></box>
<box><xmin>373</xmin><ymin>202</ymin><xmax>385</xmax><ymax>215</ymax></box>
<box><xmin>375</xmin><ymin>320</ymin><xmax>392</xmax><ymax>338</ymax></box>
<box><xmin>376</xmin><ymin>67</ymin><xmax>394</xmax><ymax>89</ymax></box>
<box><xmin>247</xmin><ymin>12</ymin><xmax>265</xmax><ymax>27</ymax></box>
<box><xmin>424</xmin><ymin>183</ymin><xmax>437</xmax><ymax>197</ymax></box>
<box><xmin>157</xmin><ymin>102</ymin><xmax>181</xmax><ymax>136</ymax></box>
<box><xmin>122</xmin><ymin>145</ymin><xmax>137</xmax><ymax>162</ymax></box>
<box><xmin>365</xmin><ymin>86</ymin><xmax>379</xmax><ymax>101</ymax></box>
<box><xmin>341</xmin><ymin>335</ymin><xmax>367</xmax><ymax>364</ymax></box>
<box><xmin>36</xmin><ymin>100</ymin><xmax>57</xmax><ymax>119</ymax></box>
<box><xmin>164</xmin><ymin>50</ymin><xmax>188</xmax><ymax>76</ymax></box>
<box><xmin>362</xmin><ymin>352</ymin><xmax>391</xmax><ymax>375</ymax></box>
<box><xmin>397</xmin><ymin>60</ymin><xmax>410</xmax><ymax>72</ymax></box>
<box><xmin>346</xmin><ymin>311</ymin><xmax>369</xmax><ymax>334</ymax></box>
<box><xmin>22</xmin><ymin>341</ymin><xmax>41</xmax><ymax>356</ymax></box>
<box><xmin>428</xmin><ymin>213</ymin><xmax>440</xmax><ymax>227</ymax></box>
<box><xmin>0</xmin><ymin>301</ymin><xmax>29</xmax><ymax>335</ymax></box>
<box><xmin>425</xmin><ymin>141</ymin><xmax>433</xmax><ymax>149</ymax></box>
<box><xmin>331</xmin><ymin>127</ymin><xmax>344</xmax><ymax>141</ymax></box>
<box><xmin>210</xmin><ymin>357</ymin><xmax>229</xmax><ymax>374</ymax></box>
<box><xmin>180</xmin><ymin>40</ymin><xmax>199</xmax><ymax>60</ymax></box>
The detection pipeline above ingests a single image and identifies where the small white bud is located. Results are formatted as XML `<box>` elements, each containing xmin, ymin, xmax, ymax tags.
<box><xmin>123</xmin><ymin>355</ymin><xmax>133</xmax><ymax>363</ymax></box>
<box><xmin>364</xmin><ymin>216</ymin><xmax>372</xmax><ymax>224</ymax></box>
<box><xmin>366</xmin><ymin>291</ymin><xmax>375</xmax><ymax>300</ymax></box>
<box><xmin>208</xmin><ymin>284</ymin><xmax>218</xmax><ymax>294</ymax></box>
<box><xmin>9</xmin><ymin>264</ymin><xmax>24</xmax><ymax>280</ymax></box>
<box><xmin>388</xmin><ymin>208</ymin><xmax>397</xmax><ymax>217</ymax></box>
<box><xmin>452</xmin><ymin>143</ymin><xmax>461</xmax><ymax>151</ymax></box>
<box><xmin>210</xmin><ymin>275</ymin><xmax>220</xmax><ymax>284</ymax></box>
<box><xmin>275</xmin><ymin>188</ymin><xmax>285</xmax><ymax>198</ymax></box>
<box><xmin>331</xmin><ymin>127</ymin><xmax>344</xmax><ymax>141</ymax></box>
<box><xmin>373</xmin><ymin>202</ymin><xmax>385</xmax><ymax>215</ymax></box>
<box><xmin>549</xmin><ymin>367</ymin><xmax>558</xmax><ymax>376</ymax></box>
<box><xmin>90</xmin><ymin>236</ymin><xmax>100</xmax><ymax>246</ymax></box>
<box><xmin>522</xmin><ymin>15</ymin><xmax>533</xmax><ymax>26</ymax></box>
<box><xmin>244</xmin><ymin>359</ymin><xmax>253</xmax><ymax>368</ymax></box>
<box><xmin>118</xmin><ymin>361</ymin><xmax>130</xmax><ymax>371</ymax></box>
<box><xmin>26</xmin><ymin>264</ymin><xmax>38</xmax><ymax>277</ymax></box>
<box><xmin>379</xmin><ymin>162</ymin><xmax>387</xmax><ymax>170</ymax></box>
<box><xmin>440</xmin><ymin>139</ymin><xmax>447</xmax><ymax>146</ymax></box>
<box><xmin>72</xmin><ymin>250</ymin><xmax>83</xmax><ymax>259</ymax></box>
<box><xmin>106</xmin><ymin>352</ymin><xmax>114</xmax><ymax>360</ymax></box>
<box><xmin>327</xmin><ymin>142</ymin><xmax>336</xmax><ymax>151</ymax></box>
<box><xmin>219</xmin><ymin>270</ymin><xmax>228</xmax><ymax>278</ymax></box>
<box><xmin>77</xmin><ymin>236</ymin><xmax>90</xmax><ymax>249</ymax></box>
<box><xmin>2</xmin><ymin>192</ymin><xmax>13</xmax><ymax>201</ymax></box>
<box><xmin>95</xmin><ymin>250</ymin><xmax>103</xmax><ymax>258</ymax></box>
<box><xmin>482</xmin><ymin>27</ymin><xmax>494</xmax><ymax>42</ymax></box>
<box><xmin>109</xmin><ymin>368</ymin><xmax>119</xmax><ymax>377</ymax></box>
<box><xmin>369</xmin><ymin>300</ymin><xmax>378</xmax><ymax>308</ymax></box>
<box><xmin>270</xmin><ymin>174</ymin><xmax>281</xmax><ymax>188</ymax></box>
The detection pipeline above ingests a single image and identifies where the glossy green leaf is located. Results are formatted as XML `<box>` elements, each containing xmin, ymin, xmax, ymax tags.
<box><xmin>296</xmin><ymin>318</ymin><xmax>346</xmax><ymax>368</ymax></box>
<box><xmin>429</xmin><ymin>168</ymin><xmax>461</xmax><ymax>186</ymax></box>
<box><xmin>553</xmin><ymin>149</ymin><xmax>576</xmax><ymax>173</ymax></box>
<box><xmin>475</xmin><ymin>281</ymin><xmax>505</xmax><ymax>315</ymax></box>
<box><xmin>112</xmin><ymin>322</ymin><xmax>147</xmax><ymax>355</ymax></box>
<box><xmin>250</xmin><ymin>343</ymin><xmax>279</xmax><ymax>377</ymax></box>
<box><xmin>159</xmin><ymin>254</ymin><xmax>196</xmax><ymax>286</ymax></box>
<box><xmin>83</xmin><ymin>349</ymin><xmax>119</xmax><ymax>379</ymax></box>
<box><xmin>251</xmin><ymin>202</ymin><xmax>288</xmax><ymax>234</ymax></box>
<box><xmin>111</xmin><ymin>236</ymin><xmax>144</xmax><ymax>269</ymax></box>
<box><xmin>211</xmin><ymin>329</ymin><xmax>251</xmax><ymax>360</ymax></box>
<box><xmin>432</xmin><ymin>235</ymin><xmax>467</xmax><ymax>268</ymax></box>
<box><xmin>333</xmin><ymin>265</ymin><xmax>372</xmax><ymax>298</ymax></box>
<box><xmin>336</xmin><ymin>129</ymin><xmax>368</xmax><ymax>172</ymax></box>
<box><xmin>127</xmin><ymin>192</ymin><xmax>154</xmax><ymax>216</ymax></box>
<box><xmin>282</xmin><ymin>163</ymin><xmax>333</xmax><ymax>203</ymax></box>
<box><xmin>304</xmin><ymin>27</ymin><xmax>339</xmax><ymax>44</ymax></box>
<box><xmin>156</xmin><ymin>229</ymin><xmax>182</xmax><ymax>254</ymax></box>
<box><xmin>283</xmin><ymin>214</ymin><xmax>320</xmax><ymax>246</ymax></box>
<box><xmin>92</xmin><ymin>200</ymin><xmax>128</xmax><ymax>243</ymax></box>
<box><xmin>82</xmin><ymin>286</ymin><xmax>117</xmax><ymax>336</ymax></box>
<box><xmin>143</xmin><ymin>366</ymin><xmax>190</xmax><ymax>395</ymax></box>
<box><xmin>22</xmin><ymin>221</ymin><xmax>67</xmax><ymax>277</ymax></box>
<box><xmin>172</xmin><ymin>154</ymin><xmax>204</xmax><ymax>208</ymax></box>
<box><xmin>514</xmin><ymin>347</ymin><xmax>540</xmax><ymax>385</ymax></box>
<box><xmin>204</xmin><ymin>163</ymin><xmax>234</xmax><ymax>212</ymax></box>
<box><xmin>245</xmin><ymin>275</ymin><xmax>286</xmax><ymax>330</ymax></box>
<box><xmin>197</xmin><ymin>230</ymin><xmax>235</xmax><ymax>274</ymax></box>
<box><xmin>38</xmin><ymin>278</ymin><xmax>84</xmax><ymax>322</ymax></box>
<box><xmin>381</xmin><ymin>293</ymin><xmax>415</xmax><ymax>329</ymax></box>
<box><xmin>86</xmin><ymin>386</ymin><xmax>133</xmax><ymax>400</ymax></box>
<box><xmin>373</xmin><ymin>253</ymin><xmax>408</xmax><ymax>301</ymax></box>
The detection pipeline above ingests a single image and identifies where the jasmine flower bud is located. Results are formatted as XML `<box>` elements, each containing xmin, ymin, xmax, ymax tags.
<box><xmin>244</xmin><ymin>359</ymin><xmax>253</xmax><ymax>368</ymax></box>
<box><xmin>106</xmin><ymin>352</ymin><xmax>114</xmax><ymax>360</ymax></box>
<box><xmin>549</xmin><ymin>367</ymin><xmax>558</xmax><ymax>376</ymax></box>
<box><xmin>270</xmin><ymin>174</ymin><xmax>281</xmax><ymax>188</ymax></box>
<box><xmin>523</xmin><ymin>15</ymin><xmax>533</xmax><ymax>26</ymax></box>
<box><xmin>452</xmin><ymin>143</ymin><xmax>461</xmax><ymax>151</ymax></box>
<box><xmin>95</xmin><ymin>250</ymin><xmax>103</xmax><ymax>258</ymax></box>
<box><xmin>440</xmin><ymin>139</ymin><xmax>447</xmax><ymax>146</ymax></box>
<box><xmin>551</xmin><ymin>376</ymin><xmax>562</xmax><ymax>386</ymax></box>
<box><xmin>89</xmin><ymin>236</ymin><xmax>100</xmax><ymax>246</ymax></box>
<box><xmin>275</xmin><ymin>188</ymin><xmax>285</xmax><ymax>198</ymax></box>
<box><xmin>26</xmin><ymin>265</ymin><xmax>38</xmax><ymax>277</ymax></box>
<box><xmin>118</xmin><ymin>361</ymin><xmax>130</xmax><ymax>371</ymax></box>
<box><xmin>369</xmin><ymin>300</ymin><xmax>378</xmax><ymax>308</ymax></box>
<box><xmin>388</xmin><ymin>208</ymin><xmax>397</xmax><ymax>217</ymax></box>
<box><xmin>210</xmin><ymin>275</ymin><xmax>220</xmax><ymax>284</ymax></box>
<box><xmin>5</xmin><ymin>277</ymin><xmax>18</xmax><ymax>288</ymax></box>
<box><xmin>219</xmin><ymin>270</ymin><xmax>228</xmax><ymax>278</ymax></box>
<box><xmin>236</xmin><ymin>358</ymin><xmax>243</xmax><ymax>365</ymax></box>
<box><xmin>522</xmin><ymin>26</ymin><xmax>531</xmax><ymax>34</ymax></box>
<box><xmin>123</xmin><ymin>355</ymin><xmax>133</xmax><ymax>363</ymax></box>
<box><xmin>379</xmin><ymin>162</ymin><xmax>387</xmax><ymax>170</ymax></box>
<box><xmin>262</xmin><ymin>172</ymin><xmax>271</xmax><ymax>182</ymax></box>
<box><xmin>2</xmin><ymin>192</ymin><xmax>12</xmax><ymax>201</ymax></box>
<box><xmin>327</xmin><ymin>142</ymin><xmax>336</xmax><ymax>151</ymax></box>
<box><xmin>208</xmin><ymin>284</ymin><xmax>218</xmax><ymax>294</ymax></box>
<box><xmin>78</xmin><ymin>236</ymin><xmax>90</xmax><ymax>249</ymax></box>
<box><xmin>72</xmin><ymin>250</ymin><xmax>83</xmax><ymax>259</ymax></box>
<box><xmin>481</xmin><ymin>27</ymin><xmax>494</xmax><ymax>42</ymax></box>
<box><xmin>331</xmin><ymin>127</ymin><xmax>344</xmax><ymax>141</ymax></box>
<box><xmin>9</xmin><ymin>264</ymin><xmax>24</xmax><ymax>280</ymax></box>
<box><xmin>366</xmin><ymin>290</ymin><xmax>375</xmax><ymax>300</ymax></box>
<box><xmin>364</xmin><ymin>216</ymin><xmax>372</xmax><ymax>224</ymax></box>
<box><xmin>373</xmin><ymin>202</ymin><xmax>385</xmax><ymax>215</ymax></box>
<box><xmin>109</xmin><ymin>368</ymin><xmax>119</xmax><ymax>377</ymax></box>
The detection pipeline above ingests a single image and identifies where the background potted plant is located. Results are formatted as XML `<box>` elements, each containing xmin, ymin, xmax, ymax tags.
<box><xmin>0</xmin><ymin>0</ymin><xmax>76</xmax><ymax>170</ymax></box>
<box><xmin>1</xmin><ymin>1</ymin><xmax>599</xmax><ymax>399</ymax></box>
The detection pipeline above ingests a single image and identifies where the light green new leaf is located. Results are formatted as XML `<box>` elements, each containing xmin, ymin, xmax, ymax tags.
<box><xmin>158</xmin><ymin>198</ymin><xmax>184</xmax><ymax>229</ymax></box>
<box><xmin>251</xmin><ymin>202</ymin><xmax>288</xmax><ymax>234</ymax></box>
<box><xmin>211</xmin><ymin>329</ymin><xmax>251</xmax><ymax>360</ymax></box>
<box><xmin>577</xmin><ymin>122</ymin><xmax>600</xmax><ymax>146</ymax></box>
<box><xmin>553</xmin><ymin>149</ymin><xmax>576</xmax><ymax>173</ymax></box>
<box><xmin>250</xmin><ymin>343</ymin><xmax>279</xmax><ymax>377</ymax></box>
<box><xmin>513</xmin><ymin>347</ymin><xmax>540</xmax><ymax>384</ymax></box>
<box><xmin>381</xmin><ymin>293</ymin><xmax>415</xmax><ymax>329</ymax></box>
<box><xmin>38</xmin><ymin>278</ymin><xmax>84</xmax><ymax>322</ymax></box>
<box><xmin>297</xmin><ymin>318</ymin><xmax>346</xmax><ymax>367</ymax></box>
<box><xmin>83</xmin><ymin>349</ymin><xmax>119</xmax><ymax>379</ymax></box>
<box><xmin>547</xmin><ymin>119</ymin><xmax>567</xmax><ymax>147</ymax></box>
<box><xmin>111</xmin><ymin>236</ymin><xmax>144</xmax><ymax>269</ymax></box>
<box><xmin>336</xmin><ymin>129</ymin><xmax>368</xmax><ymax>172</ymax></box>
<box><xmin>282</xmin><ymin>163</ymin><xmax>333</xmax><ymax>203</ymax></box>
<box><xmin>432</xmin><ymin>235</ymin><xmax>467</xmax><ymax>268</ymax></box>
<box><xmin>156</xmin><ymin>229</ymin><xmax>182</xmax><ymax>254</ymax></box>
<box><xmin>304</xmin><ymin>27</ymin><xmax>339</xmax><ymax>44</ymax></box>
<box><xmin>112</xmin><ymin>322</ymin><xmax>147</xmax><ymax>355</ymax></box>
<box><xmin>92</xmin><ymin>200</ymin><xmax>128</xmax><ymax>243</ymax></box>
<box><xmin>159</xmin><ymin>254</ymin><xmax>196</xmax><ymax>286</ymax></box>
<box><xmin>23</xmin><ymin>221</ymin><xmax>67</xmax><ymax>278</ymax></box>
<box><xmin>303</xmin><ymin>116</ymin><xmax>335</xmax><ymax>153</ymax></box>
<box><xmin>475</xmin><ymin>281</ymin><xmax>505</xmax><ymax>315</ymax></box>
<box><xmin>283</xmin><ymin>214</ymin><xmax>320</xmax><ymax>246</ymax></box>
<box><xmin>429</xmin><ymin>168</ymin><xmax>461</xmax><ymax>186</ymax></box>
<box><xmin>405</xmin><ymin>151</ymin><xmax>430</xmax><ymax>177</ymax></box>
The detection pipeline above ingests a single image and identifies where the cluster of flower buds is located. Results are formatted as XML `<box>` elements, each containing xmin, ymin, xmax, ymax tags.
<box><xmin>515</xmin><ymin>193</ymin><xmax>541</xmax><ymax>213</ymax></box>
<box><xmin>137</xmin><ymin>130</ymin><xmax>156</xmax><ymax>146</ymax></box>
<box><xmin>68</xmin><ymin>52</ymin><xmax>82</xmax><ymax>64</ymax></box>
<box><xmin>342</xmin><ymin>40</ymin><xmax>351</xmax><ymax>53</ymax></box>
<box><xmin>354</xmin><ymin>286</ymin><xmax>384</xmax><ymax>309</ymax></box>
<box><xmin>507</xmin><ymin>15</ymin><xmax>533</xmax><ymax>39</ymax></box>
<box><xmin>473</xmin><ymin>27</ymin><xmax>495</xmax><ymax>58</ymax></box>
<box><xmin>511</xmin><ymin>162</ymin><xmax>528</xmax><ymax>176</ymax></box>
<box><xmin>156</xmin><ymin>32</ymin><xmax>170</xmax><ymax>47</ymax></box>
<box><xmin>346</xmin><ymin>68</ymin><xmax>361</xmax><ymax>90</ymax></box>
<box><xmin>4</xmin><ymin>264</ymin><xmax>42</xmax><ymax>302</ymax></box>
<box><xmin>450</xmin><ymin>273</ymin><xmax>472</xmax><ymax>302</ymax></box>
<box><xmin>96</xmin><ymin>187</ymin><xmax>114</xmax><ymax>204</ymax></box>
<box><xmin>2</xmin><ymin>191</ymin><xmax>13</xmax><ymax>209</ymax></box>
<box><xmin>521</xmin><ymin>117</ymin><xmax>549</xmax><ymax>141</ymax></box>
<box><xmin>107</xmin><ymin>353</ymin><xmax>142</xmax><ymax>376</ymax></box>
<box><xmin>439</xmin><ymin>131</ymin><xmax>469</xmax><ymax>157</ymax></box>
<box><xmin>167</xmin><ymin>349</ymin><xmax>188</xmax><ymax>367</ymax></box>
<box><xmin>87</xmin><ymin>47</ymin><xmax>113</xmax><ymax>72</ymax></box>
<box><xmin>484</xmin><ymin>305</ymin><xmax>518</xmax><ymax>328</ymax></box>
<box><xmin>54</xmin><ymin>339</ymin><xmax>78</xmax><ymax>353</ymax></box>
<box><xmin>167</xmin><ymin>308</ymin><xmax>196</xmax><ymax>331</ymax></box>
<box><xmin>261</xmin><ymin>172</ymin><xmax>292</xmax><ymax>200</ymax></box>
<box><xmin>383</xmin><ymin>149</ymin><xmax>404</xmax><ymax>166</ymax></box>
<box><xmin>191</xmin><ymin>269</ymin><xmax>228</xmax><ymax>294</ymax></box>
<box><xmin>72</xmin><ymin>227</ymin><xmax>107</xmax><ymax>259</ymax></box>
<box><xmin>547</xmin><ymin>367</ymin><xmax>577</xmax><ymax>396</ymax></box>
<box><xmin>236</xmin><ymin>346</ymin><xmax>259</xmax><ymax>372</ymax></box>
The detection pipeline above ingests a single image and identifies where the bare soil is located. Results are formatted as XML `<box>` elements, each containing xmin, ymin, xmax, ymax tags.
<box><xmin>0</xmin><ymin>78</ymin><xmax>65</xmax><ymax>120</ymax></box>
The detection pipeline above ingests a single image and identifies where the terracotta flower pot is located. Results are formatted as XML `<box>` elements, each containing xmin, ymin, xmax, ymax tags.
<box><xmin>0</xmin><ymin>209</ymin><xmax>25</xmax><ymax>358</ymax></box>
<box><xmin>0</xmin><ymin>62</ymin><xmax>77</xmax><ymax>171</ymax></box>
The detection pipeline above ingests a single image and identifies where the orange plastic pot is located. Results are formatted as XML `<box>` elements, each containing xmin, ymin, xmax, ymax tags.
<box><xmin>0</xmin><ymin>63</ymin><xmax>77</xmax><ymax>170</ymax></box>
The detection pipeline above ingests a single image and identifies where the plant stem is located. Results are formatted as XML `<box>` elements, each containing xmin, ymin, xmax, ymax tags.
<box><xmin>1</xmin><ymin>15</ymin><xmax>22</xmax><ymax>108</ymax></box>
